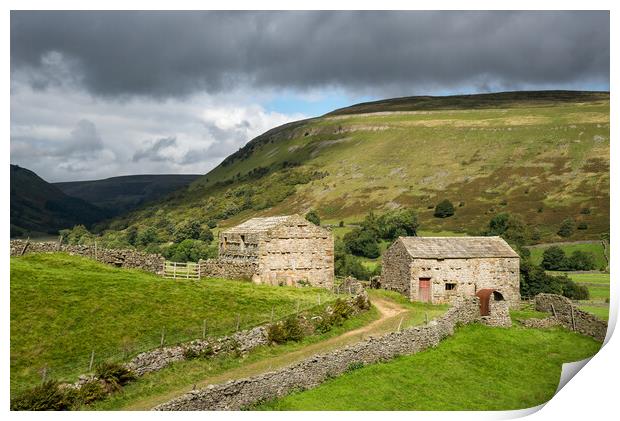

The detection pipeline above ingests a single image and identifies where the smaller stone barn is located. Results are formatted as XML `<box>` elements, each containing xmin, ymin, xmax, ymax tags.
<box><xmin>381</xmin><ymin>236</ymin><xmax>520</xmax><ymax>308</ymax></box>
<box><xmin>219</xmin><ymin>214</ymin><xmax>334</xmax><ymax>288</ymax></box>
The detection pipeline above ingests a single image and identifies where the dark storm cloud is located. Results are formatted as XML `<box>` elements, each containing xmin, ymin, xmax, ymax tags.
<box><xmin>10</xmin><ymin>11</ymin><xmax>609</xmax><ymax>98</ymax></box>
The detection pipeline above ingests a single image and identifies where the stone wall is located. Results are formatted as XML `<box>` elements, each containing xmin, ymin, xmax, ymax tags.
<box><xmin>153</xmin><ymin>297</ymin><xmax>481</xmax><ymax>411</ymax></box>
<box><xmin>10</xmin><ymin>240</ymin><xmax>165</xmax><ymax>274</ymax></box>
<box><xmin>534</xmin><ymin>293</ymin><xmax>607</xmax><ymax>342</ymax></box>
<box><xmin>480</xmin><ymin>300</ymin><xmax>512</xmax><ymax>328</ymax></box>
<box><xmin>126</xmin><ymin>327</ymin><xmax>268</xmax><ymax>376</ymax></box>
<box><xmin>198</xmin><ymin>258</ymin><xmax>258</xmax><ymax>281</ymax></box>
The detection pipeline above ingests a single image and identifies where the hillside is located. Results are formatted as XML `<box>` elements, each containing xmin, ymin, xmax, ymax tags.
<box><xmin>110</xmin><ymin>91</ymin><xmax>610</xmax><ymax>242</ymax></box>
<box><xmin>10</xmin><ymin>253</ymin><xmax>337</xmax><ymax>394</ymax></box>
<box><xmin>55</xmin><ymin>174</ymin><xmax>200</xmax><ymax>216</ymax></box>
<box><xmin>10</xmin><ymin>165</ymin><xmax>110</xmax><ymax>237</ymax></box>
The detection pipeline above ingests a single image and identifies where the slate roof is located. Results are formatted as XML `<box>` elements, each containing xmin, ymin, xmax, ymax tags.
<box><xmin>399</xmin><ymin>236</ymin><xmax>519</xmax><ymax>259</ymax></box>
<box><xmin>222</xmin><ymin>215</ymin><xmax>299</xmax><ymax>234</ymax></box>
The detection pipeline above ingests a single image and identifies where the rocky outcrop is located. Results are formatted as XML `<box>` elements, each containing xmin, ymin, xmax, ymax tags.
<box><xmin>153</xmin><ymin>297</ymin><xmax>481</xmax><ymax>411</ymax></box>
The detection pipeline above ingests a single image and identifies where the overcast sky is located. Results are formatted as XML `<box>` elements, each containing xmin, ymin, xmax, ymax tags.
<box><xmin>10</xmin><ymin>11</ymin><xmax>609</xmax><ymax>182</ymax></box>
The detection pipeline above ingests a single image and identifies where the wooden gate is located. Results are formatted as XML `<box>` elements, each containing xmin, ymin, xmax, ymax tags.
<box><xmin>163</xmin><ymin>261</ymin><xmax>200</xmax><ymax>280</ymax></box>
<box><xmin>418</xmin><ymin>278</ymin><xmax>431</xmax><ymax>303</ymax></box>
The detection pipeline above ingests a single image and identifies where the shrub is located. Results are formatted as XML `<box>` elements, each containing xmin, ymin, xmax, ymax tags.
<box><xmin>577</xmin><ymin>222</ymin><xmax>588</xmax><ymax>230</ymax></box>
<box><xmin>173</xmin><ymin>220</ymin><xmax>202</xmax><ymax>243</ymax></box>
<box><xmin>183</xmin><ymin>345</ymin><xmax>214</xmax><ymax>360</ymax></box>
<box><xmin>267</xmin><ymin>317</ymin><xmax>304</xmax><ymax>344</ymax></box>
<box><xmin>558</xmin><ymin>218</ymin><xmax>576</xmax><ymax>238</ymax></box>
<box><xmin>339</xmin><ymin>220</ymin><xmax>345</xmax><ymax>227</ymax></box>
<box><xmin>332</xmin><ymin>298</ymin><xmax>353</xmax><ymax>320</ymax></box>
<box><xmin>305</xmin><ymin>210</ymin><xmax>321</xmax><ymax>226</ymax></box>
<box><xmin>434</xmin><ymin>199</ymin><xmax>455</xmax><ymax>218</ymax></box>
<box><xmin>74</xmin><ymin>380</ymin><xmax>107</xmax><ymax>406</ymax></box>
<box><xmin>125</xmin><ymin>226</ymin><xmax>138</xmax><ymax>246</ymax></box>
<box><xmin>486</xmin><ymin>212</ymin><xmax>529</xmax><ymax>246</ymax></box>
<box><xmin>136</xmin><ymin>226</ymin><xmax>159</xmax><ymax>247</ymax></box>
<box><xmin>541</xmin><ymin>246</ymin><xmax>567</xmax><ymax>270</ymax></box>
<box><xmin>354</xmin><ymin>294</ymin><xmax>370</xmax><ymax>310</ymax></box>
<box><xmin>345</xmin><ymin>361</ymin><xmax>364</xmax><ymax>373</ymax></box>
<box><xmin>566</xmin><ymin>250</ymin><xmax>596</xmax><ymax>271</ymax></box>
<box><xmin>558</xmin><ymin>276</ymin><xmax>590</xmax><ymax>300</ymax></box>
<box><xmin>283</xmin><ymin>316</ymin><xmax>304</xmax><ymax>342</ymax></box>
<box><xmin>95</xmin><ymin>362</ymin><xmax>136</xmax><ymax>390</ymax></box>
<box><xmin>315</xmin><ymin>315</ymin><xmax>335</xmax><ymax>333</ymax></box>
<box><xmin>10</xmin><ymin>380</ymin><xmax>71</xmax><ymax>411</ymax></box>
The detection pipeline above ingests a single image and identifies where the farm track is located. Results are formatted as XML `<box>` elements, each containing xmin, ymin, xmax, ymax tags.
<box><xmin>122</xmin><ymin>295</ymin><xmax>409</xmax><ymax>410</ymax></box>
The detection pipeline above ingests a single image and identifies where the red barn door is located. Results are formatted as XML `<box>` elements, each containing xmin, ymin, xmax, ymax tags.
<box><xmin>418</xmin><ymin>278</ymin><xmax>431</xmax><ymax>303</ymax></box>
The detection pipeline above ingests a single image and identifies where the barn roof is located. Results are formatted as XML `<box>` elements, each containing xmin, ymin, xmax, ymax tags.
<box><xmin>222</xmin><ymin>215</ymin><xmax>301</xmax><ymax>234</ymax></box>
<box><xmin>399</xmin><ymin>236</ymin><xmax>519</xmax><ymax>259</ymax></box>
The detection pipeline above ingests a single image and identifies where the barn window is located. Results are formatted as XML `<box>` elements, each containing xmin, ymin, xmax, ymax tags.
<box><xmin>445</xmin><ymin>283</ymin><xmax>457</xmax><ymax>291</ymax></box>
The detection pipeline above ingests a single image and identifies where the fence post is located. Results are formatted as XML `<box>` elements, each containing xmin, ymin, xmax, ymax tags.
<box><xmin>397</xmin><ymin>317</ymin><xmax>404</xmax><ymax>332</ymax></box>
<box><xmin>571</xmin><ymin>306</ymin><xmax>576</xmax><ymax>331</ymax></box>
<box><xmin>94</xmin><ymin>239</ymin><xmax>98</xmax><ymax>260</ymax></box>
<box><xmin>173</xmin><ymin>262</ymin><xmax>176</xmax><ymax>279</ymax></box>
<box><xmin>203</xmin><ymin>319</ymin><xmax>207</xmax><ymax>339</ymax></box>
<box><xmin>57</xmin><ymin>234</ymin><xmax>64</xmax><ymax>251</ymax></box>
<box><xmin>160</xmin><ymin>327</ymin><xmax>166</xmax><ymax>347</ymax></box>
<box><xmin>89</xmin><ymin>350</ymin><xmax>95</xmax><ymax>371</ymax></box>
<box><xmin>20</xmin><ymin>237</ymin><xmax>30</xmax><ymax>256</ymax></box>
<box><xmin>550</xmin><ymin>303</ymin><xmax>557</xmax><ymax>318</ymax></box>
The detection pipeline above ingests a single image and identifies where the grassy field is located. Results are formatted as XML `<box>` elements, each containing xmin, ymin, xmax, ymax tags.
<box><xmin>529</xmin><ymin>242</ymin><xmax>608</xmax><ymax>270</ymax></box>
<box><xmin>258</xmin><ymin>324</ymin><xmax>601</xmax><ymax>410</ymax></box>
<box><xmin>10</xmin><ymin>253</ymin><xmax>339</xmax><ymax>395</ymax></box>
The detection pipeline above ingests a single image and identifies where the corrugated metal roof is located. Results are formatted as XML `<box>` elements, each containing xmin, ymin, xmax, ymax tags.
<box><xmin>399</xmin><ymin>236</ymin><xmax>519</xmax><ymax>258</ymax></box>
<box><xmin>222</xmin><ymin>215</ymin><xmax>296</xmax><ymax>234</ymax></box>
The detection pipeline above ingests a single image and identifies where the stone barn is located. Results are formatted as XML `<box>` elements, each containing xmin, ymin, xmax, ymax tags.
<box><xmin>381</xmin><ymin>236</ymin><xmax>520</xmax><ymax>308</ymax></box>
<box><xmin>219</xmin><ymin>214</ymin><xmax>334</xmax><ymax>288</ymax></box>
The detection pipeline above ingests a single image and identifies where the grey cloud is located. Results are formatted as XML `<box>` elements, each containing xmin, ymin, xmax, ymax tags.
<box><xmin>132</xmin><ymin>136</ymin><xmax>177</xmax><ymax>162</ymax></box>
<box><xmin>10</xmin><ymin>11</ymin><xmax>609</xmax><ymax>98</ymax></box>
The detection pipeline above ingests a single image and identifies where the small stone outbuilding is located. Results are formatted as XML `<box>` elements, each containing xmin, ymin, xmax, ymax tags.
<box><xmin>219</xmin><ymin>214</ymin><xmax>334</xmax><ymax>288</ymax></box>
<box><xmin>381</xmin><ymin>236</ymin><xmax>520</xmax><ymax>308</ymax></box>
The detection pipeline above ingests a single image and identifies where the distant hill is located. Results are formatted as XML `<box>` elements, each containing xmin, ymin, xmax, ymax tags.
<box><xmin>107</xmin><ymin>90</ymin><xmax>609</xmax><ymax>242</ymax></box>
<box><xmin>10</xmin><ymin>165</ymin><xmax>110</xmax><ymax>237</ymax></box>
<box><xmin>54</xmin><ymin>174</ymin><xmax>201</xmax><ymax>216</ymax></box>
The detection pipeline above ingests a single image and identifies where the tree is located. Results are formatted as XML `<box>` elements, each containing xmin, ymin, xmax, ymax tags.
<box><xmin>557</xmin><ymin>218</ymin><xmax>575</xmax><ymax>238</ymax></box>
<box><xmin>343</xmin><ymin>228</ymin><xmax>380</xmax><ymax>258</ymax></box>
<box><xmin>434</xmin><ymin>199</ymin><xmax>455</xmax><ymax>218</ymax></box>
<box><xmin>541</xmin><ymin>246</ymin><xmax>567</xmax><ymax>270</ymax></box>
<box><xmin>137</xmin><ymin>226</ymin><xmax>159</xmax><ymax>247</ymax></box>
<box><xmin>125</xmin><ymin>226</ymin><xmax>138</xmax><ymax>246</ymax></box>
<box><xmin>60</xmin><ymin>225</ymin><xmax>92</xmax><ymax>245</ymax></box>
<box><xmin>566</xmin><ymin>250</ymin><xmax>595</xmax><ymax>271</ymax></box>
<box><xmin>376</xmin><ymin>209</ymin><xmax>419</xmax><ymax>240</ymax></box>
<box><xmin>486</xmin><ymin>212</ymin><xmax>529</xmax><ymax>246</ymax></box>
<box><xmin>164</xmin><ymin>239</ymin><xmax>210</xmax><ymax>262</ymax></box>
<box><xmin>305</xmin><ymin>210</ymin><xmax>321</xmax><ymax>226</ymax></box>
<box><xmin>173</xmin><ymin>221</ymin><xmax>202</xmax><ymax>243</ymax></box>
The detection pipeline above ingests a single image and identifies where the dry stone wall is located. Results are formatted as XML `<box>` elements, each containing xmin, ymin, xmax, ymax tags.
<box><xmin>153</xmin><ymin>298</ymin><xmax>481</xmax><ymax>411</ymax></box>
<box><xmin>10</xmin><ymin>240</ymin><xmax>164</xmax><ymax>274</ymax></box>
<box><xmin>198</xmin><ymin>258</ymin><xmax>258</xmax><ymax>281</ymax></box>
<box><xmin>534</xmin><ymin>293</ymin><xmax>607</xmax><ymax>341</ymax></box>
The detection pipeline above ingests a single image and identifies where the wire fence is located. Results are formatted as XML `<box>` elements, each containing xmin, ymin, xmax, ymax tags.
<box><xmin>11</xmin><ymin>290</ymin><xmax>354</xmax><ymax>393</ymax></box>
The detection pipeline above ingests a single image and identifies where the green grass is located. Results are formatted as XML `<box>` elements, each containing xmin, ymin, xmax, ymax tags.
<box><xmin>368</xmin><ymin>290</ymin><xmax>449</xmax><ymax>329</ymax></box>
<box><xmin>88</xmin><ymin>306</ymin><xmax>380</xmax><ymax>410</ymax></box>
<box><xmin>575</xmin><ymin>305</ymin><xmax>609</xmax><ymax>320</ymax></box>
<box><xmin>257</xmin><ymin>324</ymin><xmax>601</xmax><ymax>410</ymax></box>
<box><xmin>530</xmin><ymin>242</ymin><xmax>608</xmax><ymax>270</ymax></box>
<box><xmin>10</xmin><ymin>253</ymin><xmax>338</xmax><ymax>395</ymax></box>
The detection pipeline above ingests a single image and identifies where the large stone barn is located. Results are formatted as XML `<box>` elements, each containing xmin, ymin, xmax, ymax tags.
<box><xmin>218</xmin><ymin>214</ymin><xmax>334</xmax><ymax>288</ymax></box>
<box><xmin>381</xmin><ymin>236</ymin><xmax>520</xmax><ymax>308</ymax></box>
